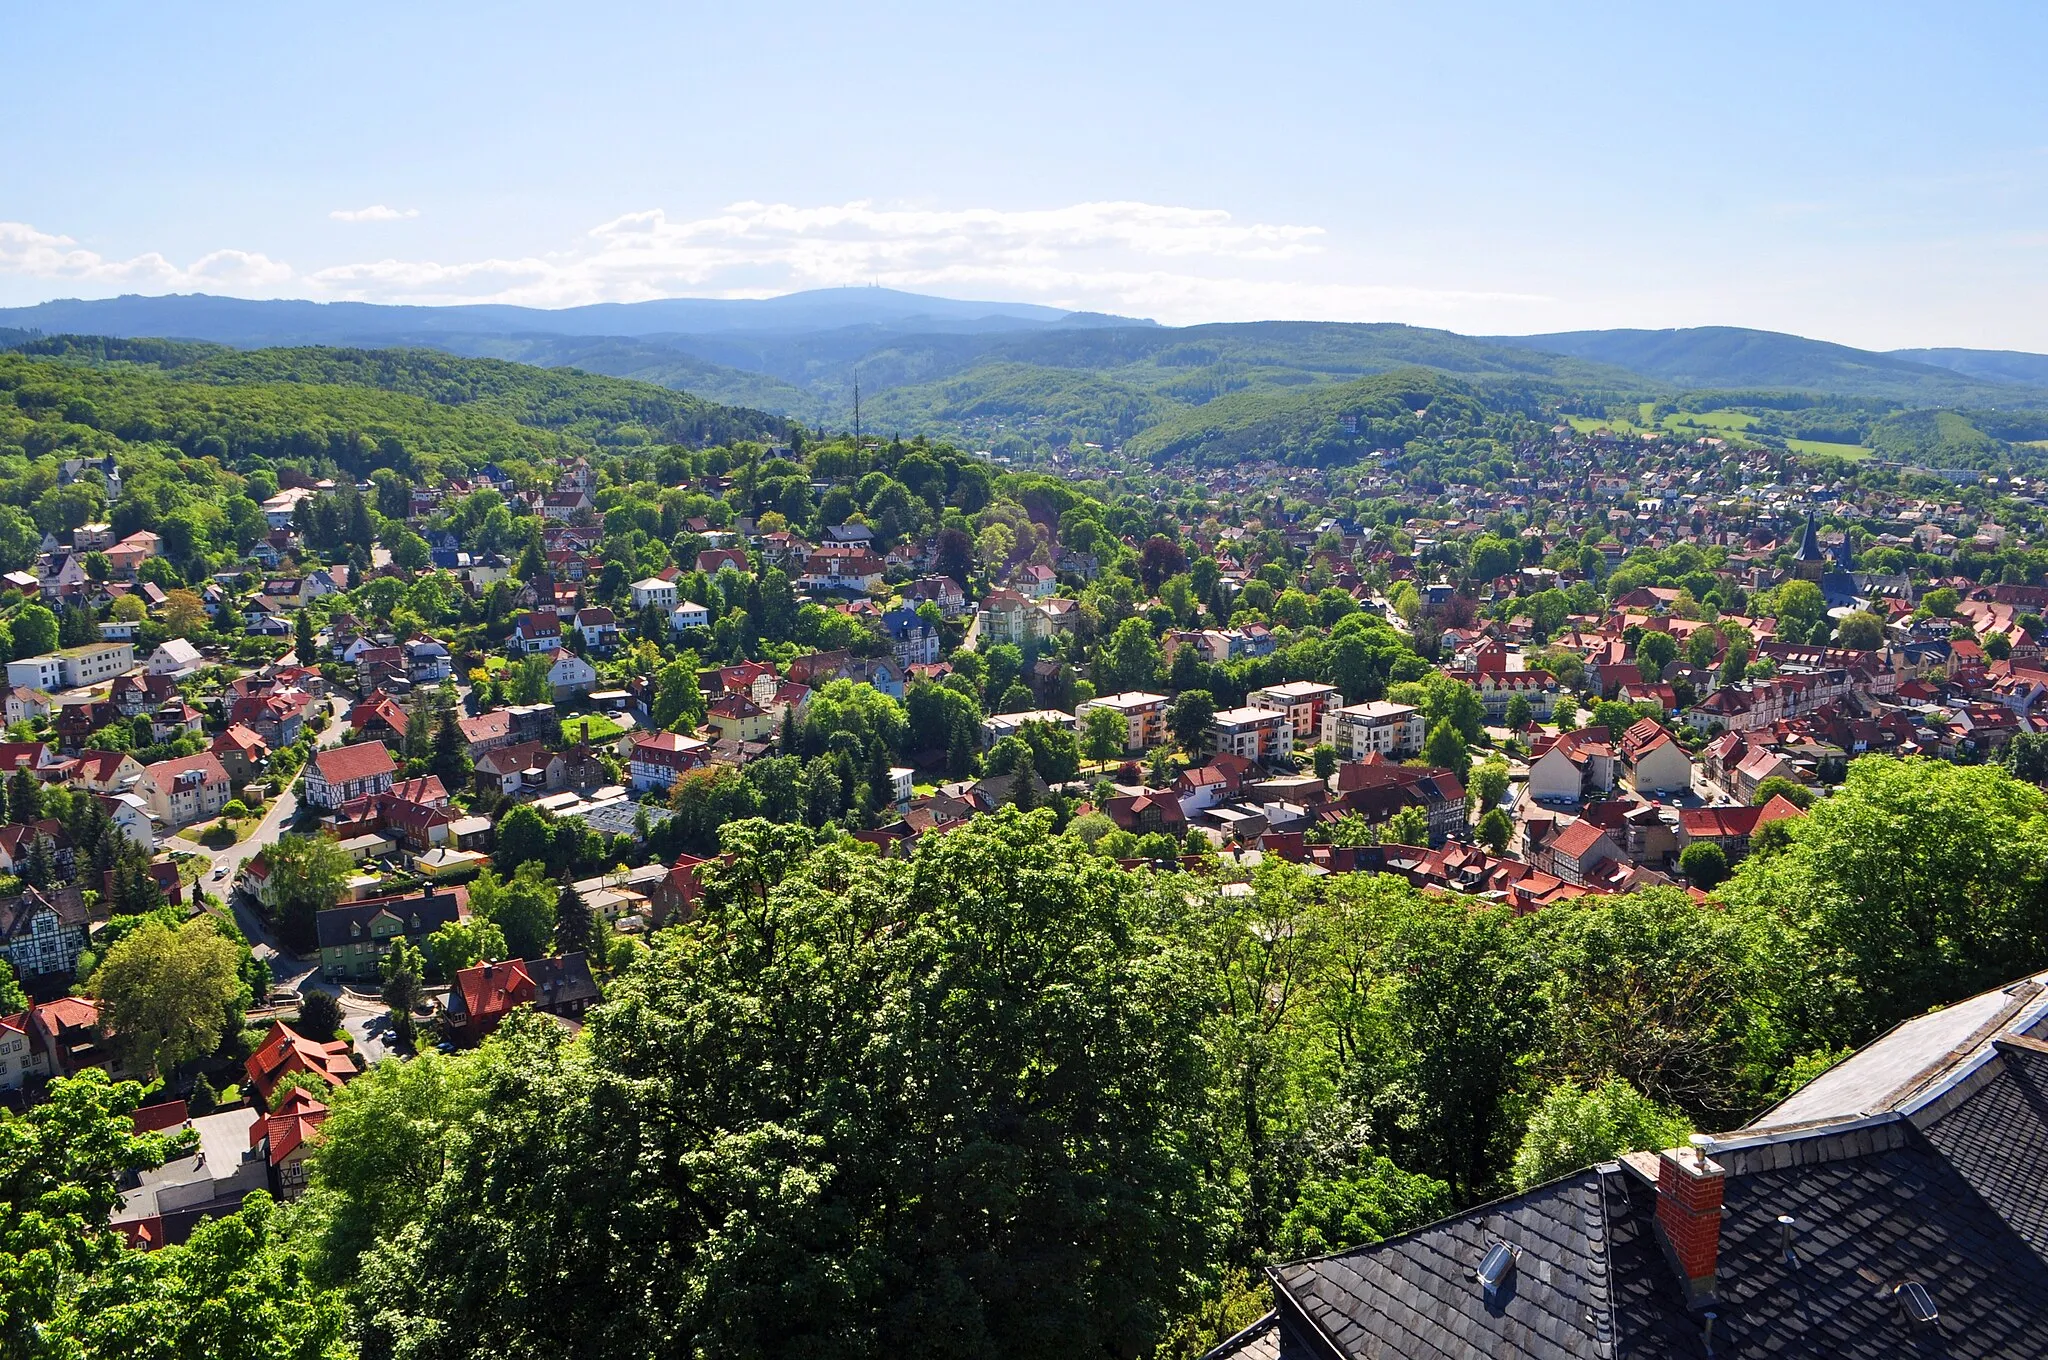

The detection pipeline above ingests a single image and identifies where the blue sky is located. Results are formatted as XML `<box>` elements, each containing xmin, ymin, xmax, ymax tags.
<box><xmin>5</xmin><ymin>2</ymin><xmax>2047</xmax><ymax>348</ymax></box>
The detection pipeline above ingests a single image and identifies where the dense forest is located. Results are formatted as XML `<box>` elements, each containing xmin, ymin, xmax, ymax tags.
<box><xmin>18</xmin><ymin>307</ymin><xmax>2048</xmax><ymax>471</ymax></box>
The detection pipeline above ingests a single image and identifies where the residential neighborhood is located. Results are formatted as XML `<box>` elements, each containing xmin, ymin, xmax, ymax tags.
<box><xmin>7</xmin><ymin>335</ymin><xmax>2048</xmax><ymax>1360</ymax></box>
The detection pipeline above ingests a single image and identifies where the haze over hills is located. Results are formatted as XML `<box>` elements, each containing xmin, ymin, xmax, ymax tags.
<box><xmin>1485</xmin><ymin>326</ymin><xmax>2042</xmax><ymax>407</ymax></box>
<box><xmin>0</xmin><ymin>286</ymin><xmax>1141</xmax><ymax>347</ymax></box>
<box><xmin>10</xmin><ymin>288</ymin><xmax>2048</xmax><ymax>465</ymax></box>
<box><xmin>1892</xmin><ymin>347</ymin><xmax>2048</xmax><ymax>390</ymax></box>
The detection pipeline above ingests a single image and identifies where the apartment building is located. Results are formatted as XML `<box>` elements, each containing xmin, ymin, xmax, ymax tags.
<box><xmin>1320</xmin><ymin>701</ymin><xmax>1426</xmax><ymax>761</ymax></box>
<box><xmin>1210</xmin><ymin>706</ymin><xmax>1294</xmax><ymax>766</ymax></box>
<box><xmin>1076</xmin><ymin>691</ymin><xmax>1171</xmax><ymax>752</ymax></box>
<box><xmin>5</xmin><ymin>642</ymin><xmax>135</xmax><ymax>691</ymax></box>
<box><xmin>1248</xmin><ymin>680</ymin><xmax>1343</xmax><ymax>745</ymax></box>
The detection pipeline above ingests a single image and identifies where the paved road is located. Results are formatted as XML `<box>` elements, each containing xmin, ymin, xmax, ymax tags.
<box><xmin>168</xmin><ymin>696</ymin><xmax>350</xmax><ymax>984</ymax></box>
<box><xmin>336</xmin><ymin>987</ymin><xmax>399</xmax><ymax>1064</ymax></box>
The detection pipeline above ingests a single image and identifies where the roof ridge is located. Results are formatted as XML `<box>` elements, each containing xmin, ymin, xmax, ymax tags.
<box><xmin>1584</xmin><ymin>1164</ymin><xmax>1620</xmax><ymax>1360</ymax></box>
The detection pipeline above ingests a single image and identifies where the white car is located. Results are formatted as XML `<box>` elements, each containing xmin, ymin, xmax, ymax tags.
<box><xmin>211</xmin><ymin>864</ymin><xmax>229</xmax><ymax>880</ymax></box>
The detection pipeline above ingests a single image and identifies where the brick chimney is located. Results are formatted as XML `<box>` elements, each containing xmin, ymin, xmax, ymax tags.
<box><xmin>1654</xmin><ymin>1139</ymin><xmax>1725</xmax><ymax>1309</ymax></box>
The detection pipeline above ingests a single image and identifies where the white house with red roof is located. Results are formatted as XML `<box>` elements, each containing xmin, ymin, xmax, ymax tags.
<box><xmin>1527</xmin><ymin>725</ymin><xmax>1618</xmax><ymax>802</ymax></box>
<box><xmin>627</xmin><ymin>731</ymin><xmax>712</xmax><ymax>792</ymax></box>
<box><xmin>506</xmin><ymin>611</ymin><xmax>563</xmax><ymax>656</ymax></box>
<box><xmin>0</xmin><ymin>1008</ymin><xmax>51</xmax><ymax>1091</ymax></box>
<box><xmin>135</xmin><ymin>751</ymin><xmax>231</xmax><ymax>827</ymax></box>
<box><xmin>303</xmin><ymin>741</ymin><xmax>398</xmax><ymax>810</ymax></box>
<box><xmin>1618</xmin><ymin>718</ymin><xmax>1693</xmax><ymax>796</ymax></box>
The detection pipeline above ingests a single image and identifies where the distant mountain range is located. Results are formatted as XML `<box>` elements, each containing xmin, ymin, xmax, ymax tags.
<box><xmin>0</xmin><ymin>286</ymin><xmax>1143</xmax><ymax>346</ymax></box>
<box><xmin>1486</xmin><ymin>326</ymin><xmax>2036</xmax><ymax>406</ymax></box>
<box><xmin>8</xmin><ymin>289</ymin><xmax>2048</xmax><ymax>463</ymax></box>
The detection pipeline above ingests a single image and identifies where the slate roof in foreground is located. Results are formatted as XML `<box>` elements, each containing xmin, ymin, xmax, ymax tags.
<box><xmin>1212</xmin><ymin>970</ymin><xmax>2048</xmax><ymax>1360</ymax></box>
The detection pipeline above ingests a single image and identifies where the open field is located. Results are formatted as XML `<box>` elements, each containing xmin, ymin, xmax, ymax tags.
<box><xmin>1666</xmin><ymin>409</ymin><xmax>1758</xmax><ymax>433</ymax></box>
<box><xmin>1788</xmin><ymin>437</ymin><xmax>1874</xmax><ymax>460</ymax></box>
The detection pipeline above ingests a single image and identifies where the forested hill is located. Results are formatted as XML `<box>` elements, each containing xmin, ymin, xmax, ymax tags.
<box><xmin>0</xmin><ymin>337</ymin><xmax>795</xmax><ymax>479</ymax></box>
<box><xmin>0</xmin><ymin>286</ymin><xmax>1126</xmax><ymax>344</ymax></box>
<box><xmin>1120</xmin><ymin>367</ymin><xmax>1548</xmax><ymax>466</ymax></box>
<box><xmin>1489</xmin><ymin>326</ymin><xmax>2048</xmax><ymax>407</ymax></box>
<box><xmin>1893</xmin><ymin>346</ymin><xmax>2048</xmax><ymax>389</ymax></box>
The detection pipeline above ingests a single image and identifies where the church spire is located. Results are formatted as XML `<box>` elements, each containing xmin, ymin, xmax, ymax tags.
<box><xmin>1796</xmin><ymin>509</ymin><xmax>1825</xmax><ymax>562</ymax></box>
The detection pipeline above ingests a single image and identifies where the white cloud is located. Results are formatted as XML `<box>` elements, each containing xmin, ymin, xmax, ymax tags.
<box><xmin>329</xmin><ymin>205</ymin><xmax>420</xmax><ymax>222</ymax></box>
<box><xmin>0</xmin><ymin>202</ymin><xmax>1552</xmax><ymax>325</ymax></box>
<box><xmin>0</xmin><ymin>221</ymin><xmax>290</xmax><ymax>293</ymax></box>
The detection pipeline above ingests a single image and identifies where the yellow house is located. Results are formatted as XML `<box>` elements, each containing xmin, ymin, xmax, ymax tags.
<box><xmin>706</xmin><ymin>692</ymin><xmax>774</xmax><ymax>743</ymax></box>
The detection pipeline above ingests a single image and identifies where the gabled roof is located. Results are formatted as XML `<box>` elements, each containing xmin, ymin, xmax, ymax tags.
<box><xmin>475</xmin><ymin>740</ymin><xmax>553</xmax><ymax>778</ymax></box>
<box><xmin>450</xmin><ymin>958</ymin><xmax>536</xmax><ymax>1024</ymax></box>
<box><xmin>243</xmin><ymin>1020</ymin><xmax>355</xmax><ymax>1099</ymax></box>
<box><xmin>212</xmin><ymin>723</ymin><xmax>269</xmax><ymax>757</ymax></box>
<box><xmin>1548</xmin><ymin>818</ymin><xmax>1612</xmax><ymax>860</ymax></box>
<box><xmin>313</xmin><ymin>887</ymin><xmax>465</xmax><ymax>949</ymax></box>
<box><xmin>387</xmin><ymin>775</ymin><xmax>449</xmax><ymax>806</ymax></box>
<box><xmin>311</xmin><ymin>741</ymin><xmax>397</xmax><ymax>785</ymax></box>
<box><xmin>1235</xmin><ymin>967</ymin><xmax>2048</xmax><ymax>1360</ymax></box>
<box><xmin>252</xmin><ymin>1085</ymin><xmax>329</xmax><ymax>1165</ymax></box>
<box><xmin>348</xmin><ymin>694</ymin><xmax>410</xmax><ymax>734</ymax></box>
<box><xmin>457</xmin><ymin>709</ymin><xmax>513</xmax><ymax>745</ymax></box>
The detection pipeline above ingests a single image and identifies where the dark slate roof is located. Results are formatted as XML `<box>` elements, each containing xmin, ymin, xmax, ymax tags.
<box><xmin>1203</xmin><ymin>1314</ymin><xmax>1292</xmax><ymax>1360</ymax></box>
<box><xmin>1697</xmin><ymin>1118</ymin><xmax>2048</xmax><ymax>1357</ymax></box>
<box><xmin>1265</xmin><ymin>1167</ymin><xmax>1696</xmax><ymax>1360</ymax></box>
<box><xmin>1919</xmin><ymin>1039</ymin><xmax>2048</xmax><ymax>1259</ymax></box>
<box><xmin>0</xmin><ymin>885</ymin><xmax>92</xmax><ymax>940</ymax></box>
<box><xmin>314</xmin><ymin>889</ymin><xmax>462</xmax><ymax>949</ymax></box>
<box><xmin>1254</xmin><ymin>1024</ymin><xmax>2048</xmax><ymax>1358</ymax></box>
<box><xmin>530</xmin><ymin>952</ymin><xmax>600</xmax><ymax>1009</ymax></box>
<box><xmin>1796</xmin><ymin>510</ymin><xmax>1827</xmax><ymax>562</ymax></box>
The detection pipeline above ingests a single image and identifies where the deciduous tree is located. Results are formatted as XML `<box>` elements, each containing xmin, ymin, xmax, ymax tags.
<box><xmin>88</xmin><ymin>917</ymin><xmax>245</xmax><ymax>1076</ymax></box>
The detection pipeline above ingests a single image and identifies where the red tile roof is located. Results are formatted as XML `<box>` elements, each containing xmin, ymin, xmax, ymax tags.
<box><xmin>1550</xmin><ymin>819</ymin><xmax>1613</xmax><ymax>860</ymax></box>
<box><xmin>252</xmin><ymin>1085</ymin><xmax>329</xmax><ymax>1165</ymax></box>
<box><xmin>453</xmin><ymin>958</ymin><xmax>536</xmax><ymax>1027</ymax></box>
<box><xmin>349</xmin><ymin>695</ymin><xmax>409</xmax><ymax>735</ymax></box>
<box><xmin>387</xmin><ymin>775</ymin><xmax>449</xmax><ymax>806</ymax></box>
<box><xmin>1679</xmin><ymin>805</ymin><xmax>1766</xmax><ymax>840</ymax></box>
<box><xmin>143</xmin><ymin>751</ymin><xmax>229</xmax><ymax>788</ymax></box>
<box><xmin>0</xmin><ymin>742</ymin><xmax>51</xmax><ymax>771</ymax></box>
<box><xmin>132</xmin><ymin>1099</ymin><xmax>189</xmax><ymax>1133</ymax></box>
<box><xmin>1755</xmin><ymin>793</ymin><xmax>1807</xmax><ymax>826</ymax></box>
<box><xmin>243</xmin><ymin>1020</ymin><xmax>355</xmax><ymax>1101</ymax></box>
<box><xmin>457</xmin><ymin>709</ymin><xmax>512</xmax><ymax>745</ymax></box>
<box><xmin>312</xmin><ymin>741</ymin><xmax>397</xmax><ymax>785</ymax></box>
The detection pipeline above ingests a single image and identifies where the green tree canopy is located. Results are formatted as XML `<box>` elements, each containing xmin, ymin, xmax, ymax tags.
<box><xmin>87</xmin><ymin>916</ymin><xmax>245</xmax><ymax>1076</ymax></box>
<box><xmin>1511</xmin><ymin>1077</ymin><xmax>1692</xmax><ymax>1189</ymax></box>
<box><xmin>1093</xmin><ymin>617</ymin><xmax>1163</xmax><ymax>695</ymax></box>
<box><xmin>266</xmin><ymin>834</ymin><xmax>353</xmax><ymax>952</ymax></box>
<box><xmin>1721</xmin><ymin>756</ymin><xmax>2048</xmax><ymax>1054</ymax></box>
<box><xmin>346</xmin><ymin>813</ymin><xmax>1221</xmax><ymax>1360</ymax></box>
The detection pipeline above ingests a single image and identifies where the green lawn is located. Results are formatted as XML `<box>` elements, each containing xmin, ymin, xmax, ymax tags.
<box><xmin>1787</xmin><ymin>438</ymin><xmax>1873</xmax><ymax>460</ymax></box>
<box><xmin>566</xmin><ymin>712</ymin><xmax>630</xmax><ymax>742</ymax></box>
<box><xmin>196</xmin><ymin>817</ymin><xmax>263</xmax><ymax>849</ymax></box>
<box><xmin>1666</xmin><ymin>409</ymin><xmax>1758</xmax><ymax>432</ymax></box>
